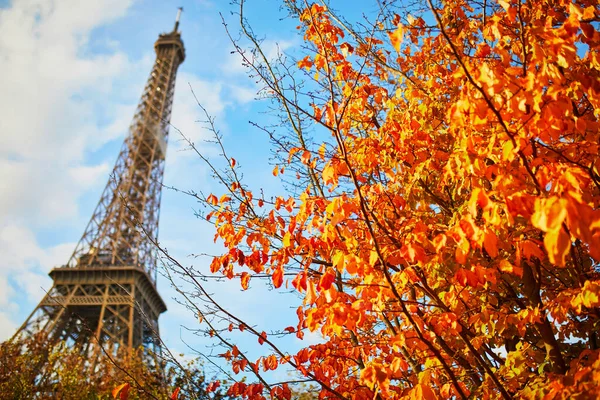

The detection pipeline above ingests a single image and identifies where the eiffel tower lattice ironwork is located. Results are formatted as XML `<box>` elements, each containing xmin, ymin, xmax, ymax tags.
<box><xmin>15</xmin><ymin>10</ymin><xmax>185</xmax><ymax>355</ymax></box>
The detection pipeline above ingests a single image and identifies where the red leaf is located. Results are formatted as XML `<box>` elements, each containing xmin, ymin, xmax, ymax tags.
<box><xmin>317</xmin><ymin>267</ymin><xmax>336</xmax><ymax>291</ymax></box>
<box><xmin>292</xmin><ymin>272</ymin><xmax>307</xmax><ymax>292</ymax></box>
<box><xmin>258</xmin><ymin>331</ymin><xmax>267</xmax><ymax>345</ymax></box>
<box><xmin>207</xmin><ymin>381</ymin><xmax>220</xmax><ymax>393</ymax></box>
<box><xmin>170</xmin><ymin>387</ymin><xmax>181</xmax><ymax>400</ymax></box>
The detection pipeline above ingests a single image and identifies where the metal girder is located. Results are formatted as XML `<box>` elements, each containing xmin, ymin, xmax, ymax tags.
<box><xmin>65</xmin><ymin>29</ymin><xmax>185</xmax><ymax>282</ymax></box>
<box><xmin>15</xmin><ymin>22</ymin><xmax>185</xmax><ymax>358</ymax></box>
<box><xmin>17</xmin><ymin>266</ymin><xmax>166</xmax><ymax>356</ymax></box>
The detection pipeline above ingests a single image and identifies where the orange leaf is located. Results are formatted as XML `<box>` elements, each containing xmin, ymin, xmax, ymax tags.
<box><xmin>483</xmin><ymin>230</ymin><xmax>498</xmax><ymax>258</ymax></box>
<box><xmin>317</xmin><ymin>267</ymin><xmax>336</xmax><ymax>291</ymax></box>
<box><xmin>301</xmin><ymin>150</ymin><xmax>311</xmax><ymax>164</ymax></box>
<box><xmin>241</xmin><ymin>272</ymin><xmax>251</xmax><ymax>290</ymax></box>
<box><xmin>520</xmin><ymin>240</ymin><xmax>545</xmax><ymax>261</ymax></box>
<box><xmin>170</xmin><ymin>387</ymin><xmax>181</xmax><ymax>400</ymax></box>
<box><xmin>273</xmin><ymin>267</ymin><xmax>284</xmax><ymax>288</ymax></box>
<box><xmin>579</xmin><ymin>281</ymin><xmax>600</xmax><ymax>308</ymax></box>
<box><xmin>498</xmin><ymin>260</ymin><xmax>523</xmax><ymax>277</ymax></box>
<box><xmin>360</xmin><ymin>362</ymin><xmax>387</xmax><ymax>389</ymax></box>
<box><xmin>297</xmin><ymin>56</ymin><xmax>313</xmax><ymax>70</ymax></box>
<box><xmin>455</xmin><ymin>269</ymin><xmax>479</xmax><ymax>287</ymax></box>
<box><xmin>468</xmin><ymin>187</ymin><xmax>491</xmax><ymax>216</ymax></box>
<box><xmin>112</xmin><ymin>383</ymin><xmax>130</xmax><ymax>400</ymax></box>
<box><xmin>265</xmin><ymin>354</ymin><xmax>278</xmax><ymax>371</ymax></box>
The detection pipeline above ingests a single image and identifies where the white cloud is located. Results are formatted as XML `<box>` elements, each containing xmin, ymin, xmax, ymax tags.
<box><xmin>0</xmin><ymin>224</ymin><xmax>74</xmax><ymax>276</ymax></box>
<box><xmin>163</xmin><ymin>72</ymin><xmax>226</xmax><ymax>190</ymax></box>
<box><xmin>171</xmin><ymin>72</ymin><xmax>226</xmax><ymax>143</ymax></box>
<box><xmin>227</xmin><ymin>84</ymin><xmax>257</xmax><ymax>104</ymax></box>
<box><xmin>0</xmin><ymin>312</ymin><xmax>17</xmax><ymax>342</ymax></box>
<box><xmin>0</xmin><ymin>275</ymin><xmax>14</xmax><ymax>308</ymax></box>
<box><xmin>0</xmin><ymin>223</ymin><xmax>75</xmax><ymax>338</ymax></box>
<box><xmin>0</xmin><ymin>0</ymin><xmax>139</xmax><ymax>227</ymax></box>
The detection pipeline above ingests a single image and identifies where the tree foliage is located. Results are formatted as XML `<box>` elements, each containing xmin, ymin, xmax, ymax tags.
<box><xmin>182</xmin><ymin>0</ymin><xmax>600</xmax><ymax>398</ymax></box>
<box><xmin>0</xmin><ymin>334</ymin><xmax>229</xmax><ymax>399</ymax></box>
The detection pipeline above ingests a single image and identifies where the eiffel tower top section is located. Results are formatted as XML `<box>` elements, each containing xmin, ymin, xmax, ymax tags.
<box><xmin>63</xmin><ymin>9</ymin><xmax>186</xmax><ymax>284</ymax></box>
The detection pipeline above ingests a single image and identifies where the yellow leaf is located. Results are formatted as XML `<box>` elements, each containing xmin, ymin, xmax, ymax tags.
<box><xmin>369</xmin><ymin>250</ymin><xmax>379</xmax><ymax>266</ymax></box>
<box><xmin>502</xmin><ymin>139</ymin><xmax>516</xmax><ymax>161</ymax></box>
<box><xmin>305</xmin><ymin>279</ymin><xmax>317</xmax><ymax>305</ymax></box>
<box><xmin>332</xmin><ymin>251</ymin><xmax>345</xmax><ymax>272</ymax></box>
<box><xmin>580</xmin><ymin>281</ymin><xmax>600</xmax><ymax>308</ymax></box>
<box><xmin>411</xmin><ymin>383</ymin><xmax>438</xmax><ymax>400</ymax></box>
<box><xmin>322</xmin><ymin>162</ymin><xmax>335</xmax><ymax>185</ymax></box>
<box><xmin>390</xmin><ymin>24</ymin><xmax>404</xmax><ymax>52</ymax></box>
<box><xmin>544</xmin><ymin>227</ymin><xmax>571</xmax><ymax>266</ymax></box>
<box><xmin>282</xmin><ymin>232</ymin><xmax>292</xmax><ymax>247</ymax></box>
<box><xmin>532</xmin><ymin>197</ymin><xmax>567</xmax><ymax>232</ymax></box>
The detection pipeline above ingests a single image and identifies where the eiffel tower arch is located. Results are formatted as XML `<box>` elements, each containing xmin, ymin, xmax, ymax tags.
<box><xmin>15</xmin><ymin>10</ymin><xmax>185</xmax><ymax>357</ymax></box>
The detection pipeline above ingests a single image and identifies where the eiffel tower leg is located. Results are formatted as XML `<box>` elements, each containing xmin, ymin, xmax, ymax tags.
<box><xmin>95</xmin><ymin>285</ymin><xmax>110</xmax><ymax>341</ymax></box>
<box><xmin>44</xmin><ymin>284</ymin><xmax>79</xmax><ymax>337</ymax></box>
<box><xmin>15</xmin><ymin>283</ymin><xmax>76</xmax><ymax>341</ymax></box>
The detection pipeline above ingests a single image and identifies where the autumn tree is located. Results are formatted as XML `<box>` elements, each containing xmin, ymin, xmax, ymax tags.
<box><xmin>166</xmin><ymin>0</ymin><xmax>600</xmax><ymax>398</ymax></box>
<box><xmin>0</xmin><ymin>333</ymin><xmax>231</xmax><ymax>399</ymax></box>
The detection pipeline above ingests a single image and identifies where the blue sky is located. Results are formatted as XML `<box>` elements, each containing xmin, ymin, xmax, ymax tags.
<box><xmin>0</xmin><ymin>0</ymin><xmax>315</xmax><ymax>370</ymax></box>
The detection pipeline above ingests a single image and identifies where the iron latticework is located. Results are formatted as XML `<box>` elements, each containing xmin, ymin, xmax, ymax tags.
<box><xmin>16</xmin><ymin>13</ymin><xmax>185</xmax><ymax>355</ymax></box>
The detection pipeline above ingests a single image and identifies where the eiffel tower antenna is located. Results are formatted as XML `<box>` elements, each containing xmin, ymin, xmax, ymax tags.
<box><xmin>15</xmin><ymin>14</ymin><xmax>186</xmax><ymax>356</ymax></box>
<box><xmin>174</xmin><ymin>7</ymin><xmax>183</xmax><ymax>32</ymax></box>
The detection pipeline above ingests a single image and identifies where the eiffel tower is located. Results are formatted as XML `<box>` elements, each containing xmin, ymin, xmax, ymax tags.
<box><xmin>15</xmin><ymin>9</ymin><xmax>185</xmax><ymax>356</ymax></box>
